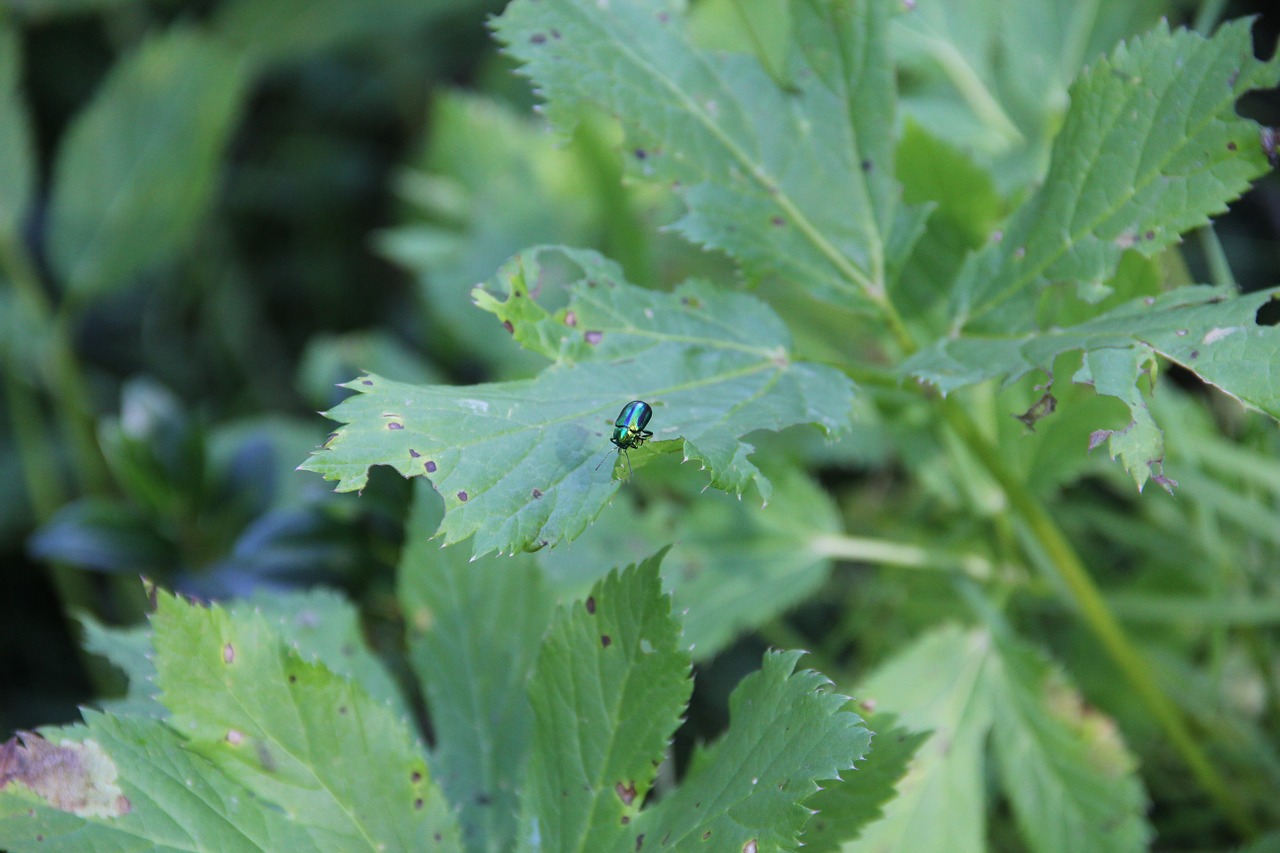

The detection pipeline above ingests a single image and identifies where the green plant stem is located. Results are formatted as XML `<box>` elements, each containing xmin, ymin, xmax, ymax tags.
<box><xmin>941</xmin><ymin>398</ymin><xmax>1257</xmax><ymax>838</ymax></box>
<box><xmin>0</xmin><ymin>231</ymin><xmax>112</xmax><ymax>497</ymax></box>
<box><xmin>810</xmin><ymin>532</ymin><xmax>1003</xmax><ymax>582</ymax></box>
<box><xmin>1</xmin><ymin>231</ymin><xmax>119</xmax><ymax>691</ymax></box>
<box><xmin>1197</xmin><ymin>226</ymin><xmax>1236</xmax><ymax>290</ymax></box>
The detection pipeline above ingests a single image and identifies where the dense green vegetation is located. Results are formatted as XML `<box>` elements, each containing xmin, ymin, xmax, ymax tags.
<box><xmin>2</xmin><ymin>1</ymin><xmax>1279</xmax><ymax>850</ymax></box>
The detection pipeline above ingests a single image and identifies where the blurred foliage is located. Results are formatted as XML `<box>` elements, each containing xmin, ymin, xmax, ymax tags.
<box><xmin>0</xmin><ymin>0</ymin><xmax>1278</xmax><ymax>850</ymax></box>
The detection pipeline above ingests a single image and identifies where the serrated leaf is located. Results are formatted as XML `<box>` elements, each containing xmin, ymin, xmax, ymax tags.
<box><xmin>495</xmin><ymin>0</ymin><xmax>901</xmax><ymax>310</ymax></box>
<box><xmin>230</xmin><ymin>587</ymin><xmax>408</xmax><ymax>718</ymax></box>
<box><xmin>987</xmin><ymin>635</ymin><xmax>1151</xmax><ymax>853</ymax></box>
<box><xmin>0</xmin><ymin>713</ymin><xmax>317</xmax><ymax>852</ymax></box>
<box><xmin>399</xmin><ymin>481</ymin><xmax>555</xmax><ymax>853</ymax></box>
<box><xmin>535</xmin><ymin>462</ymin><xmax>840</xmax><ymax>660</ymax></box>
<box><xmin>629</xmin><ymin>650</ymin><xmax>870</xmax><ymax>851</ymax></box>
<box><xmin>905</xmin><ymin>285</ymin><xmax>1280</xmax><ymax>490</ymax></box>
<box><xmin>150</xmin><ymin>587</ymin><xmax>459</xmax><ymax>850</ymax></box>
<box><xmin>78</xmin><ymin>613</ymin><xmax>163</xmax><ymax>718</ymax></box>
<box><xmin>300</xmin><ymin>246</ymin><xmax>856</xmax><ymax>557</ymax></box>
<box><xmin>949</xmin><ymin>18</ymin><xmax>1280</xmax><ymax>330</ymax></box>
<box><xmin>0</xmin><ymin>21</ymin><xmax>34</xmax><ymax>240</ymax></box>
<box><xmin>796</xmin><ymin>714</ymin><xmax>929</xmax><ymax>851</ymax></box>
<box><xmin>852</xmin><ymin>626</ymin><xmax>994</xmax><ymax>853</ymax></box>
<box><xmin>46</xmin><ymin>29</ymin><xmax>248</xmax><ymax>298</ymax></box>
<box><xmin>520</xmin><ymin>555</ymin><xmax>692</xmax><ymax>852</ymax></box>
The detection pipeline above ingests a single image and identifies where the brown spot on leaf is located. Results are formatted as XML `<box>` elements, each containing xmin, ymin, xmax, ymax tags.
<box><xmin>530</xmin><ymin>32</ymin><xmax>547</xmax><ymax>44</ymax></box>
<box><xmin>601</xmin><ymin>634</ymin><xmax>612</xmax><ymax>647</ymax></box>
<box><xmin>409</xmin><ymin>449</ymin><xmax>421</xmax><ymax>458</ymax></box>
<box><xmin>770</xmin><ymin>215</ymin><xmax>785</xmax><ymax>227</ymax></box>
<box><xmin>361</xmin><ymin>379</ymin><xmax>374</xmax><ymax>386</ymax></box>
<box><xmin>503</xmin><ymin>320</ymin><xmax>514</xmax><ymax>335</ymax></box>
<box><xmin>616</xmin><ymin>781</ymin><xmax>637</xmax><ymax>805</ymax></box>
<box><xmin>586</xmin><ymin>596</ymin><xmax>596</xmax><ymax>614</ymax></box>
<box><xmin>414</xmin><ymin>798</ymin><xmax>424</xmax><ymax>810</ymax></box>
<box><xmin>425</xmin><ymin>461</ymin><xmax>437</xmax><ymax>473</ymax></box>
<box><xmin>1087</xmin><ymin>430</ymin><xmax>1110</xmax><ymax>452</ymax></box>
<box><xmin>412</xmin><ymin>770</ymin><xmax>423</xmax><ymax>783</ymax></box>
<box><xmin>388</xmin><ymin>422</ymin><xmax>404</xmax><ymax>430</ymax></box>
<box><xmin>223</xmin><ymin>643</ymin><xmax>235</xmax><ymax>664</ymax></box>
<box><xmin>457</xmin><ymin>491</ymin><xmax>469</xmax><ymax>502</ymax></box>
<box><xmin>1227</xmin><ymin>141</ymin><xmax>1237</xmax><ymax>151</ymax></box>
<box><xmin>532</xmin><ymin>488</ymin><xmax>543</xmax><ymax>499</ymax></box>
<box><xmin>0</xmin><ymin>734</ymin><xmax>130</xmax><ymax>818</ymax></box>
<box><xmin>635</xmin><ymin>149</ymin><xmax>647</xmax><ymax>160</ymax></box>
<box><xmin>564</xmin><ymin>310</ymin><xmax>578</xmax><ymax>327</ymax></box>
<box><xmin>585</xmin><ymin>330</ymin><xmax>603</xmax><ymax>345</ymax></box>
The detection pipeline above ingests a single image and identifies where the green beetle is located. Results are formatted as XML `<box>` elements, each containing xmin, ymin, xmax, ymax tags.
<box><xmin>595</xmin><ymin>400</ymin><xmax>654</xmax><ymax>477</ymax></box>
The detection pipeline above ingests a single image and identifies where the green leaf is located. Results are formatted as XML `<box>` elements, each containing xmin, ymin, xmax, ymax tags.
<box><xmin>852</xmin><ymin>625</ymin><xmax>994</xmax><ymax>853</ymax></box>
<box><xmin>630</xmin><ymin>650</ymin><xmax>871</xmax><ymax>851</ymax></box>
<box><xmin>796</xmin><ymin>714</ymin><xmax>929</xmax><ymax>851</ymax></box>
<box><xmin>905</xmin><ymin>285</ymin><xmax>1280</xmax><ymax>490</ymax></box>
<box><xmin>375</xmin><ymin>92</ymin><xmax>602</xmax><ymax>379</ymax></box>
<box><xmin>0</xmin><ymin>713</ymin><xmax>317</xmax><ymax>852</ymax></box>
<box><xmin>46</xmin><ymin>29</ymin><xmax>249</xmax><ymax>298</ymax></box>
<box><xmin>987</xmin><ymin>635</ymin><xmax>1151</xmax><ymax>853</ymax></box>
<box><xmin>949</xmin><ymin>18</ymin><xmax>1280</xmax><ymax>330</ymax></box>
<box><xmin>0</xmin><ymin>21</ymin><xmax>35</xmax><ymax>240</ymax></box>
<box><xmin>150</xmin><ymin>586</ymin><xmax>459</xmax><ymax>850</ymax></box>
<box><xmin>667</xmin><ymin>464</ymin><xmax>840</xmax><ymax>659</ymax></box>
<box><xmin>211</xmin><ymin>0</ymin><xmax>472</xmax><ymax>66</ymax></box>
<box><xmin>535</xmin><ymin>462</ymin><xmax>841</xmax><ymax>660</ymax></box>
<box><xmin>78</xmin><ymin>613</ymin><xmax>162</xmax><ymax>718</ymax></box>
<box><xmin>494</xmin><ymin>0</ymin><xmax>902</xmax><ymax>310</ymax></box>
<box><xmin>300</xmin><ymin>246</ymin><xmax>856</xmax><ymax>556</ymax></box>
<box><xmin>399</xmin><ymin>482</ymin><xmax>555</xmax><ymax>853</ymax></box>
<box><xmin>520</xmin><ymin>554</ymin><xmax>692</xmax><ymax>852</ymax></box>
<box><xmin>230</xmin><ymin>587</ymin><xmax>409</xmax><ymax>718</ymax></box>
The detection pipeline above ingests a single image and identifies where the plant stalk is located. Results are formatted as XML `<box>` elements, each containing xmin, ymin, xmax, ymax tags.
<box><xmin>941</xmin><ymin>398</ymin><xmax>1257</xmax><ymax>838</ymax></box>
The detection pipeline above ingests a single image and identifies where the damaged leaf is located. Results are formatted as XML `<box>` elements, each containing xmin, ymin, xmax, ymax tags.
<box><xmin>0</xmin><ymin>733</ymin><xmax>129</xmax><ymax>819</ymax></box>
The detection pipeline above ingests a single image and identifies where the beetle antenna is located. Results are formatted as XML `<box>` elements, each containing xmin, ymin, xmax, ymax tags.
<box><xmin>594</xmin><ymin>448</ymin><xmax>616</xmax><ymax>471</ymax></box>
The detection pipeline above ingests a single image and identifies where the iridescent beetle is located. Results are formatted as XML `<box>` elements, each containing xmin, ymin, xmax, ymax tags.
<box><xmin>595</xmin><ymin>400</ymin><xmax>654</xmax><ymax>477</ymax></box>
